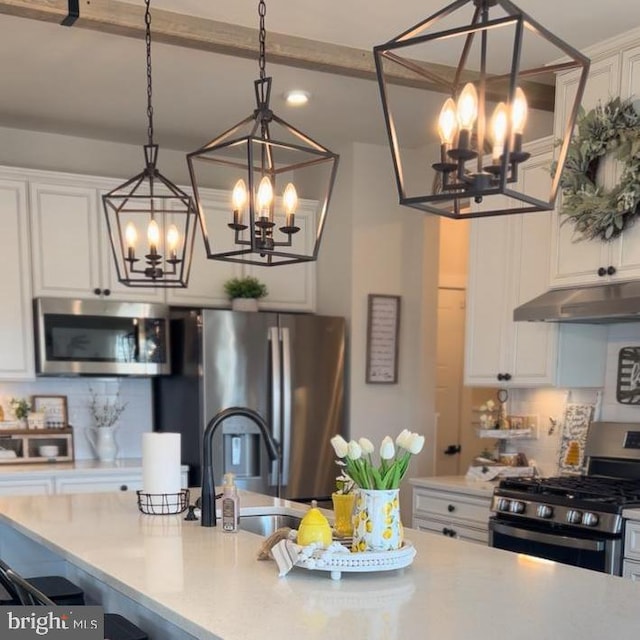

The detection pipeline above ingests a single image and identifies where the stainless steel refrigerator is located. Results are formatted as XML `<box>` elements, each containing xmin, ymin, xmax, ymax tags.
<box><xmin>153</xmin><ymin>308</ymin><xmax>346</xmax><ymax>501</ymax></box>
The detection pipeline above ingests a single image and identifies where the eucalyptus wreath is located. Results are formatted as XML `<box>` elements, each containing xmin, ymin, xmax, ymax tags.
<box><xmin>558</xmin><ymin>97</ymin><xmax>640</xmax><ymax>241</ymax></box>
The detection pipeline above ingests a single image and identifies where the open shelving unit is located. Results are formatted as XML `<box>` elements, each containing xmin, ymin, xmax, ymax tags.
<box><xmin>0</xmin><ymin>427</ymin><xmax>74</xmax><ymax>464</ymax></box>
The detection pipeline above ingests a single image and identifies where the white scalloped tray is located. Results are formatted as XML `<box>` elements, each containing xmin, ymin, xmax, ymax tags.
<box><xmin>295</xmin><ymin>541</ymin><xmax>416</xmax><ymax>580</ymax></box>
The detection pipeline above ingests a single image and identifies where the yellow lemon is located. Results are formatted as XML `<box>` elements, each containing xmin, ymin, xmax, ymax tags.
<box><xmin>382</xmin><ymin>528</ymin><xmax>392</xmax><ymax>540</ymax></box>
<box><xmin>297</xmin><ymin>501</ymin><xmax>332</xmax><ymax>547</ymax></box>
<box><xmin>366</xmin><ymin>521</ymin><xmax>373</xmax><ymax>533</ymax></box>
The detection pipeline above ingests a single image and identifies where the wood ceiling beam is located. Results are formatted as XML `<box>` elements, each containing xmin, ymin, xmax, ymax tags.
<box><xmin>0</xmin><ymin>0</ymin><xmax>555</xmax><ymax>111</ymax></box>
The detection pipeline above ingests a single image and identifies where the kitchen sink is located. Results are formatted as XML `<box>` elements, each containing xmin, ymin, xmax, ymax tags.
<box><xmin>238</xmin><ymin>513</ymin><xmax>302</xmax><ymax>536</ymax></box>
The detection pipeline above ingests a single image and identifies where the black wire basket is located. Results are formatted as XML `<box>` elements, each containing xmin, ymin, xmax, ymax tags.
<box><xmin>136</xmin><ymin>489</ymin><xmax>190</xmax><ymax>515</ymax></box>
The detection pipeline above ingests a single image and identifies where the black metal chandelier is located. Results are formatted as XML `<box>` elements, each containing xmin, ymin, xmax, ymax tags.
<box><xmin>102</xmin><ymin>0</ymin><xmax>197</xmax><ymax>287</ymax></box>
<box><xmin>186</xmin><ymin>0</ymin><xmax>339</xmax><ymax>266</ymax></box>
<box><xmin>374</xmin><ymin>0</ymin><xmax>590</xmax><ymax>219</ymax></box>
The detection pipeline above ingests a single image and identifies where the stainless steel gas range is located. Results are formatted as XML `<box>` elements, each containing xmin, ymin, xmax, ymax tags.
<box><xmin>489</xmin><ymin>421</ymin><xmax>640</xmax><ymax>575</ymax></box>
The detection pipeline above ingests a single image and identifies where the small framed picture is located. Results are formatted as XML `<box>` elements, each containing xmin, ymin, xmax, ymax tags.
<box><xmin>366</xmin><ymin>294</ymin><xmax>401</xmax><ymax>384</ymax></box>
<box><xmin>31</xmin><ymin>395</ymin><xmax>68</xmax><ymax>428</ymax></box>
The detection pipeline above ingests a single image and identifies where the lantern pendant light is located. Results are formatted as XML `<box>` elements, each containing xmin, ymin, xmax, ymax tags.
<box><xmin>186</xmin><ymin>0</ymin><xmax>339</xmax><ymax>266</ymax></box>
<box><xmin>102</xmin><ymin>0</ymin><xmax>198</xmax><ymax>287</ymax></box>
<box><xmin>374</xmin><ymin>0</ymin><xmax>590</xmax><ymax>219</ymax></box>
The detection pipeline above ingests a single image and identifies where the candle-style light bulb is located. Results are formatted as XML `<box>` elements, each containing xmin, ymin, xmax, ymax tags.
<box><xmin>282</xmin><ymin>182</ymin><xmax>298</xmax><ymax>228</ymax></box>
<box><xmin>232</xmin><ymin>179</ymin><xmax>247</xmax><ymax>226</ymax></box>
<box><xmin>490</xmin><ymin>102</ymin><xmax>509</xmax><ymax>162</ymax></box>
<box><xmin>511</xmin><ymin>87</ymin><xmax>528</xmax><ymax>135</ymax></box>
<box><xmin>456</xmin><ymin>83</ymin><xmax>478</xmax><ymax>131</ymax></box>
<box><xmin>437</xmin><ymin>98</ymin><xmax>458</xmax><ymax>145</ymax></box>
<box><xmin>125</xmin><ymin>222</ymin><xmax>137</xmax><ymax>261</ymax></box>
<box><xmin>147</xmin><ymin>219</ymin><xmax>160</xmax><ymax>255</ymax></box>
<box><xmin>166</xmin><ymin>224</ymin><xmax>180</xmax><ymax>260</ymax></box>
<box><xmin>257</xmin><ymin>176</ymin><xmax>273</xmax><ymax>219</ymax></box>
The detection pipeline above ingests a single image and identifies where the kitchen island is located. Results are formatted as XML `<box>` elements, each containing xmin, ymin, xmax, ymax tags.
<box><xmin>0</xmin><ymin>490</ymin><xmax>639</xmax><ymax>639</ymax></box>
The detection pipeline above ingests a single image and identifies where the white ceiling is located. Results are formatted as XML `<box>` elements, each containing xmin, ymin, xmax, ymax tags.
<box><xmin>0</xmin><ymin>1</ymin><xmax>639</xmax><ymax>152</ymax></box>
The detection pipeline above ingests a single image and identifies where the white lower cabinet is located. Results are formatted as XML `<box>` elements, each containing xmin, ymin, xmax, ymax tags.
<box><xmin>0</xmin><ymin>478</ymin><xmax>54</xmax><ymax>496</ymax></box>
<box><xmin>623</xmin><ymin>517</ymin><xmax>640</xmax><ymax>580</ymax></box>
<box><xmin>55</xmin><ymin>475</ymin><xmax>144</xmax><ymax>494</ymax></box>
<box><xmin>0</xmin><ymin>467</ymin><xmax>189</xmax><ymax>496</ymax></box>
<box><xmin>412</xmin><ymin>482</ymin><xmax>492</xmax><ymax>545</ymax></box>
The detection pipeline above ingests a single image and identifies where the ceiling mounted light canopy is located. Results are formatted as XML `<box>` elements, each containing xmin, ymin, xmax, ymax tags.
<box><xmin>186</xmin><ymin>0</ymin><xmax>339</xmax><ymax>266</ymax></box>
<box><xmin>102</xmin><ymin>0</ymin><xmax>197</xmax><ymax>287</ymax></box>
<box><xmin>373</xmin><ymin>0</ymin><xmax>590</xmax><ymax>219</ymax></box>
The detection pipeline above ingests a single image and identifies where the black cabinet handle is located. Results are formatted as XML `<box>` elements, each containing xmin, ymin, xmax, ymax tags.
<box><xmin>103</xmin><ymin>289</ymin><xmax>111</xmax><ymax>296</ymax></box>
<box><xmin>607</xmin><ymin>266</ymin><xmax>616</xmax><ymax>276</ymax></box>
<box><xmin>447</xmin><ymin>504</ymin><xmax>456</xmax><ymax>513</ymax></box>
<box><xmin>497</xmin><ymin>373</ymin><xmax>504</xmax><ymax>381</ymax></box>
<box><xmin>444</xmin><ymin>445</ymin><xmax>461</xmax><ymax>456</ymax></box>
<box><xmin>120</xmin><ymin>485</ymin><xmax>128</xmax><ymax>491</ymax></box>
<box><xmin>497</xmin><ymin>373</ymin><xmax>512</xmax><ymax>381</ymax></box>
<box><xmin>504</xmin><ymin>373</ymin><xmax>512</xmax><ymax>381</ymax></box>
<box><xmin>597</xmin><ymin>267</ymin><xmax>607</xmax><ymax>277</ymax></box>
<box><xmin>442</xmin><ymin>527</ymin><xmax>457</xmax><ymax>538</ymax></box>
<box><xmin>93</xmin><ymin>287</ymin><xmax>101</xmax><ymax>295</ymax></box>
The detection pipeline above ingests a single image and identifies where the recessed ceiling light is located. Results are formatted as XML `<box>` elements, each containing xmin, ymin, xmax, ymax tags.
<box><xmin>284</xmin><ymin>90</ymin><xmax>310</xmax><ymax>106</ymax></box>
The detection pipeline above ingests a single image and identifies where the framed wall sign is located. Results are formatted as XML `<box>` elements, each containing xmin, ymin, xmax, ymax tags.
<box><xmin>616</xmin><ymin>346</ymin><xmax>640</xmax><ymax>405</ymax></box>
<box><xmin>31</xmin><ymin>395</ymin><xmax>68</xmax><ymax>428</ymax></box>
<box><xmin>366</xmin><ymin>294</ymin><xmax>401</xmax><ymax>384</ymax></box>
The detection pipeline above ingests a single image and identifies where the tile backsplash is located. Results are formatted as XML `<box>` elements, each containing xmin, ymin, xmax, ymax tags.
<box><xmin>0</xmin><ymin>378</ymin><xmax>152</xmax><ymax>460</ymax></box>
<box><xmin>506</xmin><ymin>323</ymin><xmax>640</xmax><ymax>476</ymax></box>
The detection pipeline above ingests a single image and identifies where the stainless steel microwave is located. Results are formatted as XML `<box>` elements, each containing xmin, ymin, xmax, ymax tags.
<box><xmin>34</xmin><ymin>297</ymin><xmax>171</xmax><ymax>376</ymax></box>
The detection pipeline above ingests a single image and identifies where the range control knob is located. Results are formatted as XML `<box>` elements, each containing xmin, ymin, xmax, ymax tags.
<box><xmin>496</xmin><ymin>498</ymin><xmax>511</xmax><ymax>512</ymax></box>
<box><xmin>566</xmin><ymin>509</ymin><xmax>583</xmax><ymax>524</ymax></box>
<box><xmin>536</xmin><ymin>504</ymin><xmax>554</xmax><ymax>519</ymax></box>
<box><xmin>509</xmin><ymin>500</ymin><xmax>526</xmax><ymax>514</ymax></box>
<box><xmin>582</xmin><ymin>512</ymin><xmax>599</xmax><ymax>527</ymax></box>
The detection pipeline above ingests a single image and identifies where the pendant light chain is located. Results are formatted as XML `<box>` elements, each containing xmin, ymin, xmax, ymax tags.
<box><xmin>258</xmin><ymin>0</ymin><xmax>266</xmax><ymax>81</ymax></box>
<box><xmin>145</xmin><ymin>0</ymin><xmax>154</xmax><ymax>147</ymax></box>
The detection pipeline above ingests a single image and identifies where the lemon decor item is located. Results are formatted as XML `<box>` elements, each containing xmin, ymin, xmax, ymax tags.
<box><xmin>352</xmin><ymin>488</ymin><xmax>402</xmax><ymax>552</ymax></box>
<box><xmin>297</xmin><ymin>500</ymin><xmax>332</xmax><ymax>548</ymax></box>
<box><xmin>557</xmin><ymin>97</ymin><xmax>640</xmax><ymax>242</ymax></box>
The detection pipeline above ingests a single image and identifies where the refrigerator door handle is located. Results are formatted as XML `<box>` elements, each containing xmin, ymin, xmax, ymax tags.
<box><xmin>280</xmin><ymin>326</ymin><xmax>292</xmax><ymax>488</ymax></box>
<box><xmin>268</xmin><ymin>326</ymin><xmax>282</xmax><ymax>487</ymax></box>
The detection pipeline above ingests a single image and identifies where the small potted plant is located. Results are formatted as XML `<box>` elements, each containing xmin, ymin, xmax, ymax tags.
<box><xmin>224</xmin><ymin>276</ymin><xmax>268</xmax><ymax>312</ymax></box>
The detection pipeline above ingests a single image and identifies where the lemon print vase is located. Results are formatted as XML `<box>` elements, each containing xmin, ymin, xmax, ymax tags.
<box><xmin>352</xmin><ymin>488</ymin><xmax>402</xmax><ymax>552</ymax></box>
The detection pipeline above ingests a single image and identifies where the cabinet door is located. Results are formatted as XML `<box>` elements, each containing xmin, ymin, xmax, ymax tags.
<box><xmin>464</xmin><ymin>216</ymin><xmax>511</xmax><ymax>385</ymax></box>
<box><xmin>166</xmin><ymin>190</ymin><xmax>241</xmax><ymax>307</ymax></box>
<box><xmin>30</xmin><ymin>181</ymin><xmax>103</xmax><ymax>298</ymax></box>
<box><xmin>610</xmin><ymin>46</ymin><xmax>640</xmax><ymax>282</ymax></box>
<box><xmin>0</xmin><ymin>478</ymin><xmax>54</xmax><ymax>495</ymax></box>
<box><xmin>0</xmin><ymin>179</ymin><xmax>35</xmax><ymax>379</ymax></box>
<box><xmin>55</xmin><ymin>474</ymin><xmax>143</xmax><ymax>494</ymax></box>
<box><xmin>549</xmin><ymin>54</ymin><xmax>620</xmax><ymax>288</ymax></box>
<box><xmin>244</xmin><ymin>199</ymin><xmax>317</xmax><ymax>312</ymax></box>
<box><xmin>507</xmin><ymin>154</ymin><xmax>557</xmax><ymax>386</ymax></box>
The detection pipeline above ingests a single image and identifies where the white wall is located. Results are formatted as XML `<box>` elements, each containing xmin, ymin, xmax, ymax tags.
<box><xmin>317</xmin><ymin>141</ymin><xmax>439</xmax><ymax>510</ymax></box>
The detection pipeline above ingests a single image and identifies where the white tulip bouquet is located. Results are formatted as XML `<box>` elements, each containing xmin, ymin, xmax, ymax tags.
<box><xmin>330</xmin><ymin>430</ymin><xmax>425</xmax><ymax>490</ymax></box>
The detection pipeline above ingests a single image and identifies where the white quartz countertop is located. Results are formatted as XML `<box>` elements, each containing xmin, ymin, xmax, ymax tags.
<box><xmin>410</xmin><ymin>475</ymin><xmax>496</xmax><ymax>497</ymax></box>
<box><xmin>0</xmin><ymin>490</ymin><xmax>639</xmax><ymax>639</ymax></box>
<box><xmin>0</xmin><ymin>458</ymin><xmax>188</xmax><ymax>477</ymax></box>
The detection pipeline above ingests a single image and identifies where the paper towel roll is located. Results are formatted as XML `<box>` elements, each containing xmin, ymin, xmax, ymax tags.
<box><xmin>143</xmin><ymin>432</ymin><xmax>182</xmax><ymax>494</ymax></box>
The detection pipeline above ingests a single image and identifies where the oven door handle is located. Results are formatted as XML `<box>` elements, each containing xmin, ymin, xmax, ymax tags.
<box><xmin>491</xmin><ymin>522</ymin><xmax>606</xmax><ymax>551</ymax></box>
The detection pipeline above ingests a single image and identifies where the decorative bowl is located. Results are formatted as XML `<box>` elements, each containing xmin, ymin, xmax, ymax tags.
<box><xmin>38</xmin><ymin>445</ymin><xmax>59</xmax><ymax>458</ymax></box>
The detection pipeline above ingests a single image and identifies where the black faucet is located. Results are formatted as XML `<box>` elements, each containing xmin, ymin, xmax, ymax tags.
<box><xmin>201</xmin><ymin>406</ymin><xmax>280</xmax><ymax>527</ymax></box>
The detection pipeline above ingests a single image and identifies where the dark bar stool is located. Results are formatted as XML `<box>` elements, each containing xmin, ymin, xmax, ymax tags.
<box><xmin>0</xmin><ymin>560</ymin><xmax>148</xmax><ymax>640</ymax></box>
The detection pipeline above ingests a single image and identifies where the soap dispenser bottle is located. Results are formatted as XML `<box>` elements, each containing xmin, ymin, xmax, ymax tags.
<box><xmin>221</xmin><ymin>472</ymin><xmax>239</xmax><ymax>532</ymax></box>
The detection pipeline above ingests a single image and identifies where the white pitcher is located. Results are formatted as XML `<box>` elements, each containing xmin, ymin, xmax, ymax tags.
<box><xmin>86</xmin><ymin>425</ymin><xmax>118</xmax><ymax>462</ymax></box>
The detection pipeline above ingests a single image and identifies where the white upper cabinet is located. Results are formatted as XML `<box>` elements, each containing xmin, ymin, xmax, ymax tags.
<box><xmin>30</xmin><ymin>175</ymin><xmax>162</xmax><ymax>303</ymax></box>
<box><xmin>550</xmin><ymin>50</ymin><xmax>640</xmax><ymax>287</ymax></box>
<box><xmin>167</xmin><ymin>190</ymin><xmax>317</xmax><ymax>311</ymax></box>
<box><xmin>465</xmin><ymin>149</ymin><xmax>557</xmax><ymax>387</ymax></box>
<box><xmin>465</xmin><ymin>142</ymin><xmax>606</xmax><ymax>388</ymax></box>
<box><xmin>0</xmin><ymin>178</ymin><xmax>35</xmax><ymax>380</ymax></box>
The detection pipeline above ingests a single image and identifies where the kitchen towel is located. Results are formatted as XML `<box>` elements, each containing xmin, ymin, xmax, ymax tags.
<box><xmin>142</xmin><ymin>432</ymin><xmax>182</xmax><ymax>494</ymax></box>
<box><xmin>558</xmin><ymin>403</ymin><xmax>594</xmax><ymax>474</ymax></box>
